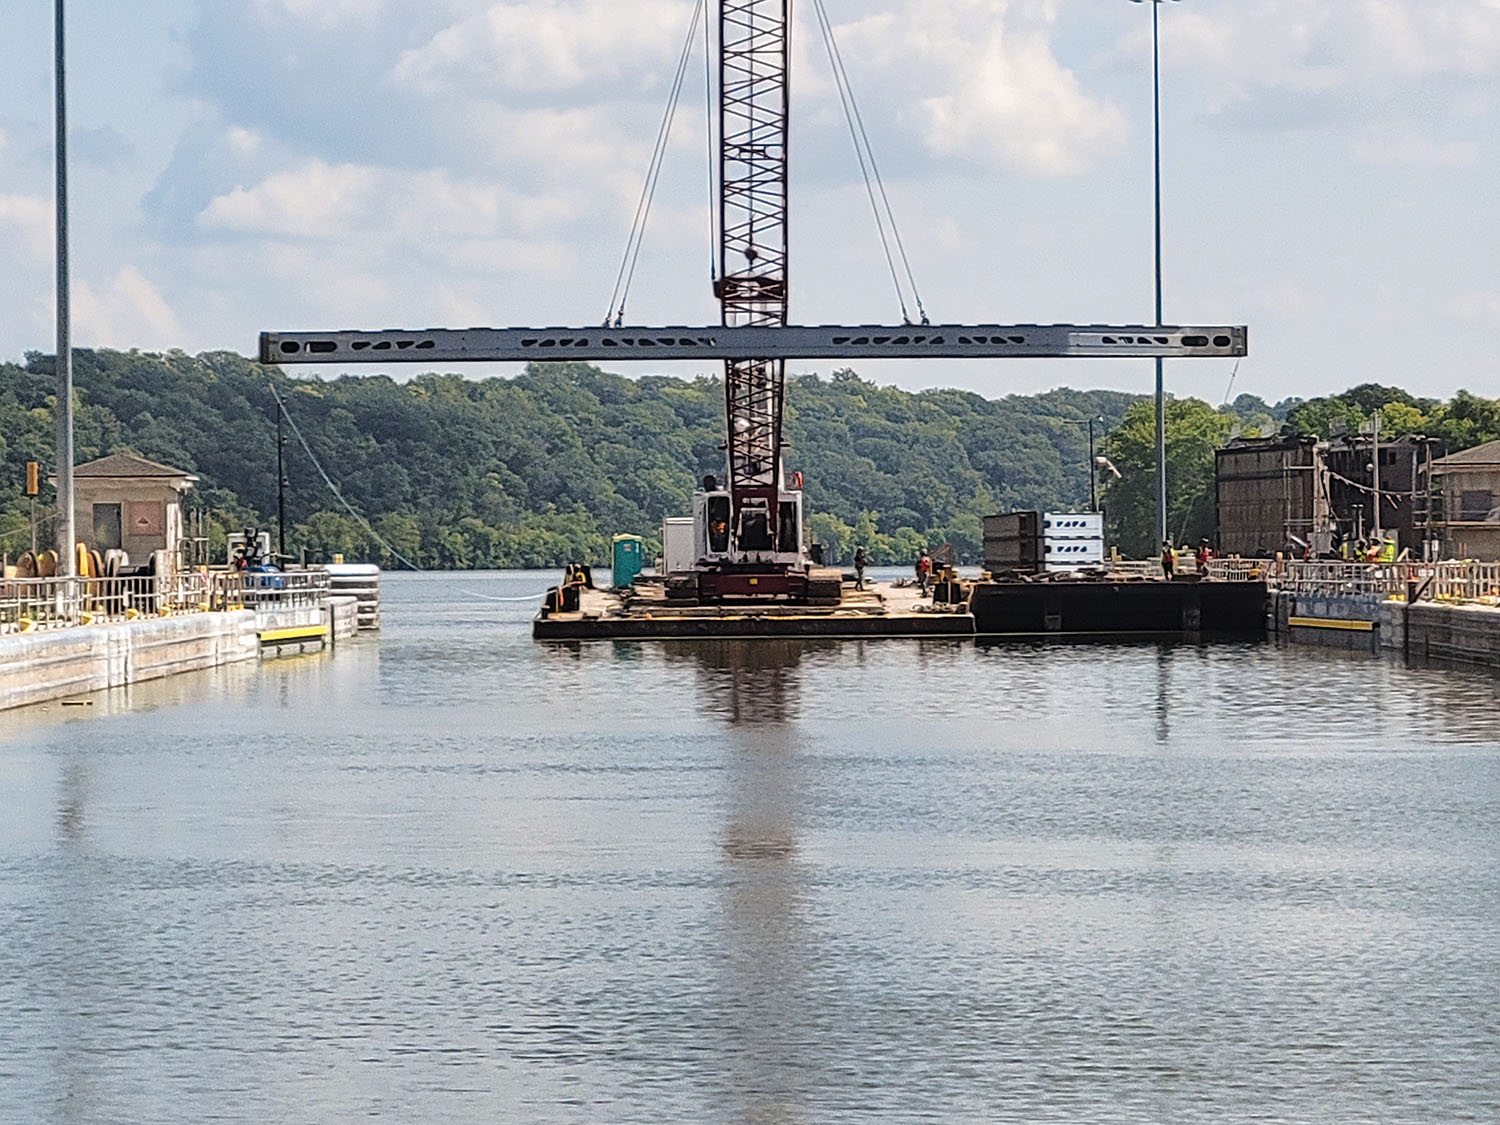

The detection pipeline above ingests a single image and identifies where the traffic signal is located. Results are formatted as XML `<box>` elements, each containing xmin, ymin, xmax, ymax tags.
<box><xmin>25</xmin><ymin>461</ymin><xmax>39</xmax><ymax>496</ymax></box>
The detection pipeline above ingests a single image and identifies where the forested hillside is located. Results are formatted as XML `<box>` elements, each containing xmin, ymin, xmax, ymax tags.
<box><xmin>3</xmin><ymin>350</ymin><xmax>1495</xmax><ymax>566</ymax></box>
<box><xmin>0</xmin><ymin>349</ymin><xmax>1135</xmax><ymax>566</ymax></box>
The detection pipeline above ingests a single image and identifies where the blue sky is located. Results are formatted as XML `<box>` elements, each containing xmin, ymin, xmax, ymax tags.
<box><xmin>2</xmin><ymin>0</ymin><xmax>1497</xmax><ymax>406</ymax></box>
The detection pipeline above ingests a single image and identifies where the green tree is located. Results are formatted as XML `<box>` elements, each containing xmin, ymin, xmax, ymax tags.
<box><xmin>1100</xmin><ymin>398</ymin><xmax>1235</xmax><ymax>557</ymax></box>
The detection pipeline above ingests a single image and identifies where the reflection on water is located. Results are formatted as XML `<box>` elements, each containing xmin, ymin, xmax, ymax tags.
<box><xmin>2</xmin><ymin>572</ymin><xmax>1499</xmax><ymax>1122</ymax></box>
<box><xmin>662</xmin><ymin>638</ymin><xmax>814</xmax><ymax>727</ymax></box>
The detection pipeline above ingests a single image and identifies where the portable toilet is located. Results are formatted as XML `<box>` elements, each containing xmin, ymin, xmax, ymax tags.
<box><xmin>611</xmin><ymin>534</ymin><xmax>645</xmax><ymax>589</ymax></box>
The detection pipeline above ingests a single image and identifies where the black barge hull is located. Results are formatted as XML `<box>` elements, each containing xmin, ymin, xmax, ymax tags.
<box><xmin>969</xmin><ymin>579</ymin><xmax>1267</xmax><ymax>636</ymax></box>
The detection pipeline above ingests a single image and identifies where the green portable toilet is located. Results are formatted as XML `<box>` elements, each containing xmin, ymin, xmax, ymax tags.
<box><xmin>612</xmin><ymin>534</ymin><xmax>645</xmax><ymax>589</ymax></box>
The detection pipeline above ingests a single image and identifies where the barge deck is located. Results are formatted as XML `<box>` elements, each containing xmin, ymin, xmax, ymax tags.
<box><xmin>534</xmin><ymin>576</ymin><xmax>1269</xmax><ymax>641</ymax></box>
<box><xmin>533</xmin><ymin>581</ymin><xmax>974</xmax><ymax>640</ymax></box>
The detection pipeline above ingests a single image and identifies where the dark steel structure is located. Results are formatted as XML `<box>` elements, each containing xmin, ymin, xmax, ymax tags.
<box><xmin>716</xmin><ymin>0</ymin><xmax>791</xmax><ymax>544</ymax></box>
<box><xmin>260</xmin><ymin>323</ymin><xmax>1247</xmax><ymax>365</ymax></box>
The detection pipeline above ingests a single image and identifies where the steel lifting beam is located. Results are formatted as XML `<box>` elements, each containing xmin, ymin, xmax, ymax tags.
<box><xmin>260</xmin><ymin>323</ymin><xmax>1248</xmax><ymax>364</ymax></box>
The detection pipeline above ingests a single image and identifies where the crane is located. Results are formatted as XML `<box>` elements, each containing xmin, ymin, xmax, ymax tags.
<box><xmin>695</xmin><ymin>0</ymin><xmax>802</xmax><ymax>600</ymax></box>
<box><xmin>260</xmin><ymin>0</ymin><xmax>1247</xmax><ymax>600</ymax></box>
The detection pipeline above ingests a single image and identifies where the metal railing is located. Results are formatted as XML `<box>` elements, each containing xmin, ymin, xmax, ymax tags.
<box><xmin>1278</xmin><ymin>561</ymin><xmax>1408</xmax><ymax>598</ymax></box>
<box><xmin>1428</xmin><ymin>561</ymin><xmax>1500</xmax><ymax>604</ymax></box>
<box><xmin>0</xmin><ymin>570</ymin><xmax>330</xmax><ymax>635</ymax></box>
<box><xmin>234</xmin><ymin>569</ymin><xmax>329</xmax><ymax>611</ymax></box>
<box><xmin>1275</xmin><ymin>560</ymin><xmax>1500</xmax><ymax>604</ymax></box>
<box><xmin>1106</xmin><ymin>558</ymin><xmax>1267</xmax><ymax>581</ymax></box>
<box><xmin>1204</xmin><ymin>558</ymin><xmax>1267</xmax><ymax>582</ymax></box>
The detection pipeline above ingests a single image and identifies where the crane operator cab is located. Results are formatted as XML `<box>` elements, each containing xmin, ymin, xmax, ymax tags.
<box><xmin>693</xmin><ymin>475</ymin><xmax>804</xmax><ymax>568</ymax></box>
<box><xmin>689</xmin><ymin>474</ymin><xmax>807</xmax><ymax>600</ymax></box>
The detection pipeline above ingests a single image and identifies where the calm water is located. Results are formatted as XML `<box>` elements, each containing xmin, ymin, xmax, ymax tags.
<box><xmin>2</xmin><ymin>570</ymin><xmax>1498</xmax><ymax>1123</ymax></box>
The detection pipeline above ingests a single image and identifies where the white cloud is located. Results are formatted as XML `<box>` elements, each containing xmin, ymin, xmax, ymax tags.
<box><xmin>0</xmin><ymin>194</ymin><xmax>53</xmax><ymax>261</ymax></box>
<box><xmin>1162</xmin><ymin>0</ymin><xmax>1500</xmax><ymax>113</ymax></box>
<box><xmin>224</xmin><ymin>126</ymin><xmax>262</xmax><ymax>157</ymax></box>
<box><xmin>393</xmin><ymin>0</ymin><xmax>693</xmax><ymax>94</ymax></box>
<box><xmin>855</xmin><ymin>0</ymin><xmax>1126</xmax><ymax>174</ymax></box>
<box><xmin>73</xmin><ymin>267</ymin><xmax>185</xmax><ymax>350</ymax></box>
<box><xmin>197</xmin><ymin>160</ymin><xmax>585</xmax><ymax>240</ymax></box>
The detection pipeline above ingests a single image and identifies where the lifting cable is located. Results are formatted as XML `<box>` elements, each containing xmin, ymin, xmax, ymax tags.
<box><xmin>703</xmin><ymin>4</ymin><xmax>719</xmax><ymax>284</ymax></box>
<box><xmin>270</xmin><ymin>379</ymin><xmax>543</xmax><ymax>600</ymax></box>
<box><xmin>810</xmin><ymin>0</ymin><xmax>929</xmax><ymax>326</ymax></box>
<box><xmin>605</xmin><ymin>0</ymin><xmax>707</xmax><ymax>327</ymax></box>
<box><xmin>269</xmin><ymin>381</ymin><xmax>420</xmax><ymax>571</ymax></box>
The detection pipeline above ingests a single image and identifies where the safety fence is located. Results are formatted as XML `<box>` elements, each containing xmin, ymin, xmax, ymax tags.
<box><xmin>1275</xmin><ymin>560</ymin><xmax>1500</xmax><ymax>605</ymax></box>
<box><xmin>0</xmin><ymin>570</ymin><xmax>331</xmax><ymax>635</ymax></box>
<box><xmin>1427</xmin><ymin>561</ymin><xmax>1500</xmax><ymax>605</ymax></box>
<box><xmin>1105</xmin><ymin>558</ymin><xmax>1268</xmax><ymax>581</ymax></box>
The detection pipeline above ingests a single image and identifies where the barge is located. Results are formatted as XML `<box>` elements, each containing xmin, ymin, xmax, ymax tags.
<box><xmin>533</xmin><ymin>572</ymin><xmax>1268</xmax><ymax>642</ymax></box>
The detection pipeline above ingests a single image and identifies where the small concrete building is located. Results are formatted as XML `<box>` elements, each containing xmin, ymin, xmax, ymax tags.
<box><xmin>1432</xmin><ymin>439</ymin><xmax>1500</xmax><ymax>559</ymax></box>
<box><xmin>68</xmin><ymin>453</ymin><xmax>198</xmax><ymax>567</ymax></box>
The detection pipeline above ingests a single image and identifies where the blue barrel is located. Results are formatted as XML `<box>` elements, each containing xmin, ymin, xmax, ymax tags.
<box><xmin>611</xmin><ymin>534</ymin><xmax>645</xmax><ymax>589</ymax></box>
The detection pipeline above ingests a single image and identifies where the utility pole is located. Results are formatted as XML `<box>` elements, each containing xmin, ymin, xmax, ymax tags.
<box><xmin>1370</xmin><ymin>411</ymin><xmax>1381</xmax><ymax>543</ymax></box>
<box><xmin>53</xmin><ymin>0</ymin><xmax>75</xmax><ymax>575</ymax></box>
<box><xmin>1130</xmin><ymin>0</ymin><xmax>1178</xmax><ymax>546</ymax></box>
<box><xmin>1088</xmin><ymin>416</ymin><xmax>1102</xmax><ymax>512</ymax></box>
<box><xmin>1151</xmin><ymin>0</ymin><xmax>1167</xmax><ymax>547</ymax></box>
<box><xmin>271</xmin><ymin>385</ymin><xmax>288</xmax><ymax>562</ymax></box>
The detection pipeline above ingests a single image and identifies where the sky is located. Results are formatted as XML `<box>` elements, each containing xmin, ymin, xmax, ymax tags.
<box><xmin>1</xmin><ymin>0</ymin><xmax>1497</xmax><ymax>406</ymax></box>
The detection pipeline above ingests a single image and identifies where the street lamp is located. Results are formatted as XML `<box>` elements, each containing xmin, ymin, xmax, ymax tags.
<box><xmin>1087</xmin><ymin>415</ymin><xmax>1105</xmax><ymax>512</ymax></box>
<box><xmin>1130</xmin><ymin>0</ymin><xmax>1178</xmax><ymax>547</ymax></box>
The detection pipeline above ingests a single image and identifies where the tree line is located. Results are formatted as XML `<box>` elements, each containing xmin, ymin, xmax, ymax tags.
<box><xmin>2</xmin><ymin>350</ymin><xmax>1495</xmax><ymax>567</ymax></box>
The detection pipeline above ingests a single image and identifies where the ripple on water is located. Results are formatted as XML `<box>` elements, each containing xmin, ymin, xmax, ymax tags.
<box><xmin>1</xmin><ymin>573</ymin><xmax>1498</xmax><ymax>1122</ymax></box>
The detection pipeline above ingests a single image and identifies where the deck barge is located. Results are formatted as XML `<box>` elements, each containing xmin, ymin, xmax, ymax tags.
<box><xmin>533</xmin><ymin>574</ymin><xmax>1268</xmax><ymax>641</ymax></box>
<box><xmin>533</xmin><ymin>580</ymin><xmax>974</xmax><ymax>640</ymax></box>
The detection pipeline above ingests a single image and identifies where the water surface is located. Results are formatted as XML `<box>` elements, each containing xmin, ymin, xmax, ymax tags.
<box><xmin>2</xmin><ymin>570</ymin><xmax>1497</xmax><ymax>1122</ymax></box>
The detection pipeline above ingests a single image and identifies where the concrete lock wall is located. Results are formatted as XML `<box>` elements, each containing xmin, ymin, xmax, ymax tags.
<box><xmin>1274</xmin><ymin>591</ymin><xmax>1384</xmax><ymax>652</ymax></box>
<box><xmin>0</xmin><ymin>611</ymin><xmax>258</xmax><ymax>711</ymax></box>
<box><xmin>1404</xmin><ymin>602</ymin><xmax>1500</xmax><ymax>667</ymax></box>
<box><xmin>1274</xmin><ymin>590</ymin><xmax>1500</xmax><ymax>666</ymax></box>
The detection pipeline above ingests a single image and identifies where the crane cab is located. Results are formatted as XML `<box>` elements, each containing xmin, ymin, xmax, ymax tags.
<box><xmin>692</xmin><ymin>486</ymin><xmax>804</xmax><ymax>570</ymax></box>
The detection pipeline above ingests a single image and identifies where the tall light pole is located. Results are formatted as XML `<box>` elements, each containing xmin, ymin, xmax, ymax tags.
<box><xmin>54</xmin><ymin>0</ymin><xmax>75</xmax><ymax>575</ymax></box>
<box><xmin>1087</xmin><ymin>415</ymin><xmax>1104</xmax><ymax>512</ymax></box>
<box><xmin>1132</xmin><ymin>0</ymin><xmax>1176</xmax><ymax>547</ymax></box>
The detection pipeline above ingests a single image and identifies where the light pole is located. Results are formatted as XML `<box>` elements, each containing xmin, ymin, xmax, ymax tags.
<box><xmin>1131</xmin><ymin>0</ymin><xmax>1177</xmax><ymax>547</ymax></box>
<box><xmin>1087</xmin><ymin>415</ymin><xmax>1104</xmax><ymax>512</ymax></box>
<box><xmin>54</xmin><ymin>0</ymin><xmax>75</xmax><ymax>575</ymax></box>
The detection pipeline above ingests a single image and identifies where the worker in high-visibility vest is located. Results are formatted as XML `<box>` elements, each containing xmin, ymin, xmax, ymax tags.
<box><xmin>1377</xmin><ymin>537</ymin><xmax>1397</xmax><ymax>563</ymax></box>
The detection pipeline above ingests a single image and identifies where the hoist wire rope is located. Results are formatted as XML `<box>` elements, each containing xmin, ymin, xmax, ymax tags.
<box><xmin>703</xmin><ymin>3</ymin><xmax>719</xmax><ymax>284</ymax></box>
<box><xmin>811</xmin><ymin>0</ymin><xmax>929</xmax><ymax>325</ymax></box>
<box><xmin>269</xmin><ymin>381</ymin><xmax>419</xmax><ymax>571</ymax></box>
<box><xmin>606</xmin><ymin>0</ymin><xmax>706</xmax><ymax>326</ymax></box>
<box><xmin>809</xmin><ymin>0</ymin><xmax>906</xmax><ymax>324</ymax></box>
<box><xmin>270</xmin><ymin>379</ymin><xmax>543</xmax><ymax>601</ymax></box>
<box><xmin>1</xmin><ymin>513</ymin><xmax>53</xmax><ymax>544</ymax></box>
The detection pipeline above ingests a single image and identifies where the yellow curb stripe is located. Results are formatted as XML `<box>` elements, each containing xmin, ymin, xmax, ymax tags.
<box><xmin>1288</xmin><ymin>616</ymin><xmax>1374</xmax><ymax>632</ymax></box>
<box><xmin>259</xmin><ymin>625</ymin><xmax>328</xmax><ymax>643</ymax></box>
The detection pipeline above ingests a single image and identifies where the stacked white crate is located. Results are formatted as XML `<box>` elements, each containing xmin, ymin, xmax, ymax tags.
<box><xmin>1042</xmin><ymin>512</ymin><xmax>1105</xmax><ymax>572</ymax></box>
